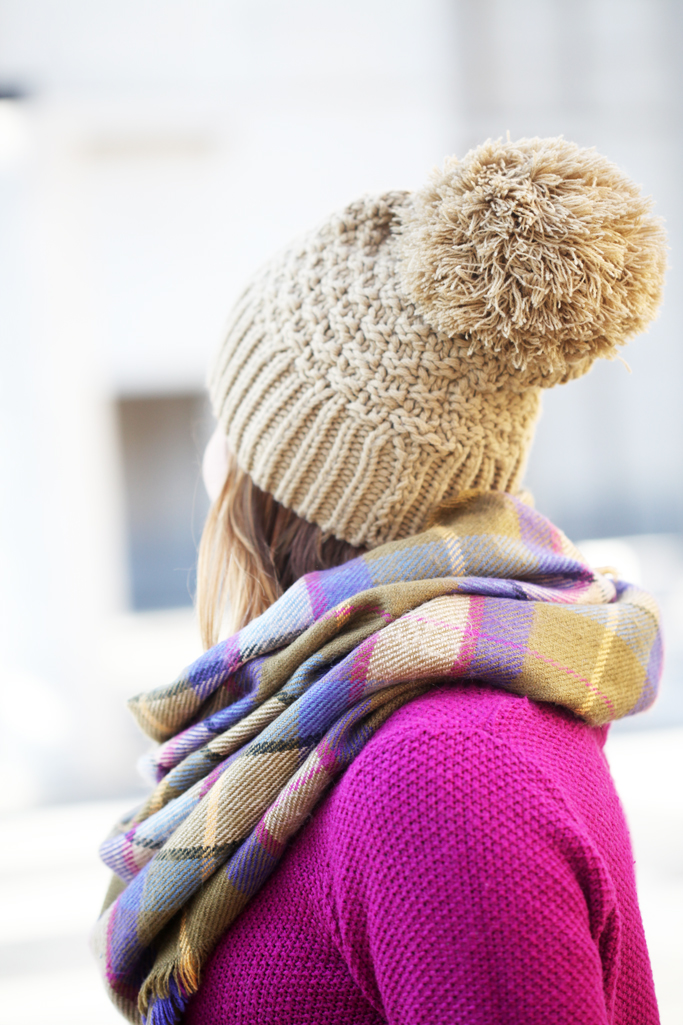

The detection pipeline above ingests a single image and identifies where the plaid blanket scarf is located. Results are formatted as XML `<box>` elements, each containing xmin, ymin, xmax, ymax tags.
<box><xmin>92</xmin><ymin>491</ymin><xmax>662</xmax><ymax>1024</ymax></box>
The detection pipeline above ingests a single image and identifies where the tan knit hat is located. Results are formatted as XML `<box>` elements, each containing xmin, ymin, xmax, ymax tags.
<box><xmin>209</xmin><ymin>137</ymin><xmax>666</xmax><ymax>548</ymax></box>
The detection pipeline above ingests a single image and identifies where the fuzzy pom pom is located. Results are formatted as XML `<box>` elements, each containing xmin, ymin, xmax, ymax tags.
<box><xmin>398</xmin><ymin>137</ymin><xmax>667</xmax><ymax>383</ymax></box>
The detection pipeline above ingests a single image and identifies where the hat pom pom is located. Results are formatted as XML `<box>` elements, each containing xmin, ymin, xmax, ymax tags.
<box><xmin>398</xmin><ymin>137</ymin><xmax>667</xmax><ymax>384</ymax></box>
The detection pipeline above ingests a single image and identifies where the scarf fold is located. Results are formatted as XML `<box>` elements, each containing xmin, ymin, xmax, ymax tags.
<box><xmin>91</xmin><ymin>492</ymin><xmax>662</xmax><ymax>1024</ymax></box>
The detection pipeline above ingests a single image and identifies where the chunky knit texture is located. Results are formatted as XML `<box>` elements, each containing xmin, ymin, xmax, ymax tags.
<box><xmin>209</xmin><ymin>191</ymin><xmax>541</xmax><ymax>548</ymax></box>
<box><xmin>186</xmin><ymin>685</ymin><xmax>660</xmax><ymax>1025</ymax></box>
<box><xmin>208</xmin><ymin>138</ymin><xmax>667</xmax><ymax>548</ymax></box>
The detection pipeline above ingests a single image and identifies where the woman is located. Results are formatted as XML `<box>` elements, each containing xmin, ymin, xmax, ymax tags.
<box><xmin>94</xmin><ymin>137</ymin><xmax>666</xmax><ymax>1024</ymax></box>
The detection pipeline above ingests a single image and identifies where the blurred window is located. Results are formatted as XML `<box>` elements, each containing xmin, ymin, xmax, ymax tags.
<box><xmin>117</xmin><ymin>393</ymin><xmax>211</xmax><ymax>610</ymax></box>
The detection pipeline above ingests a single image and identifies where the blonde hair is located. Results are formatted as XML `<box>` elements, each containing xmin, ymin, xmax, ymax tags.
<box><xmin>196</xmin><ymin>449</ymin><xmax>364</xmax><ymax>649</ymax></box>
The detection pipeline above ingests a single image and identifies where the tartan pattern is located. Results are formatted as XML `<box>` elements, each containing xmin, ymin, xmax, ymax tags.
<box><xmin>91</xmin><ymin>492</ymin><xmax>662</xmax><ymax>1024</ymax></box>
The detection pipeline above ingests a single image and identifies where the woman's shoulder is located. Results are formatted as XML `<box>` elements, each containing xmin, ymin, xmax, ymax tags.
<box><xmin>346</xmin><ymin>681</ymin><xmax>609</xmax><ymax>779</ymax></box>
<box><xmin>322</xmin><ymin>682</ymin><xmax>620</xmax><ymax>854</ymax></box>
<box><xmin>306</xmin><ymin>692</ymin><xmax>649</xmax><ymax>1025</ymax></box>
<box><xmin>380</xmin><ymin>680</ymin><xmax>609</xmax><ymax>741</ymax></box>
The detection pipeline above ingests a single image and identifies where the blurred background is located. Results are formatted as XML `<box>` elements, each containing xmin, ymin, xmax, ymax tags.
<box><xmin>0</xmin><ymin>1</ymin><xmax>681</xmax><ymax>1022</ymax></box>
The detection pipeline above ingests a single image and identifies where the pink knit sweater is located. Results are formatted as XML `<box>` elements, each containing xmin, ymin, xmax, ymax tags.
<box><xmin>186</xmin><ymin>684</ymin><xmax>659</xmax><ymax>1025</ymax></box>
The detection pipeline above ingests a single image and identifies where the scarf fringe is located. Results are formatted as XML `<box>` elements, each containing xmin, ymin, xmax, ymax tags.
<box><xmin>142</xmin><ymin>976</ymin><xmax>188</xmax><ymax>1025</ymax></box>
<box><xmin>139</xmin><ymin>956</ymin><xmax>200</xmax><ymax>1025</ymax></box>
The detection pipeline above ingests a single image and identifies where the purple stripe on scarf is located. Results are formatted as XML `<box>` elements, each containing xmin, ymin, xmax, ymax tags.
<box><xmin>472</xmin><ymin>599</ymin><xmax>536</xmax><ymax>685</ymax></box>
<box><xmin>517</xmin><ymin>500</ymin><xmax>566</xmax><ymax>555</ymax></box>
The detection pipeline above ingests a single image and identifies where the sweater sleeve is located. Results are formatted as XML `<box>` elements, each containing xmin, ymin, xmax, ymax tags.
<box><xmin>323</xmin><ymin>720</ymin><xmax>620</xmax><ymax>1025</ymax></box>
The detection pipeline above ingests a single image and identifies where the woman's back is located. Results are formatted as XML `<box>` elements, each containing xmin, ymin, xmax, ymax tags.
<box><xmin>187</xmin><ymin>684</ymin><xmax>659</xmax><ymax>1025</ymax></box>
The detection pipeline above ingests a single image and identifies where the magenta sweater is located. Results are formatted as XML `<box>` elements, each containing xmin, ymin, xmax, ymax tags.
<box><xmin>186</xmin><ymin>684</ymin><xmax>659</xmax><ymax>1025</ymax></box>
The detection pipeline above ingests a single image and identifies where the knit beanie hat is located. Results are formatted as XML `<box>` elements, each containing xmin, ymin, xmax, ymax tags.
<box><xmin>208</xmin><ymin>137</ymin><xmax>666</xmax><ymax>548</ymax></box>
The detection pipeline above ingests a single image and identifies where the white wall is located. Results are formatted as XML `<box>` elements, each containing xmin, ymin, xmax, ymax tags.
<box><xmin>0</xmin><ymin>0</ymin><xmax>457</xmax><ymax>805</ymax></box>
<box><xmin>0</xmin><ymin>0</ymin><xmax>681</xmax><ymax>806</ymax></box>
<box><xmin>451</xmin><ymin>0</ymin><xmax>683</xmax><ymax>538</ymax></box>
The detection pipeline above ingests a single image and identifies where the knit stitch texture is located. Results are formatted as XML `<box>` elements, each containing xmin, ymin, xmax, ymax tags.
<box><xmin>208</xmin><ymin>138</ymin><xmax>666</xmax><ymax>547</ymax></box>
<box><xmin>209</xmin><ymin>190</ymin><xmax>541</xmax><ymax>547</ymax></box>
<box><xmin>186</xmin><ymin>685</ymin><xmax>660</xmax><ymax>1025</ymax></box>
<box><xmin>91</xmin><ymin>492</ymin><xmax>661</xmax><ymax>1024</ymax></box>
